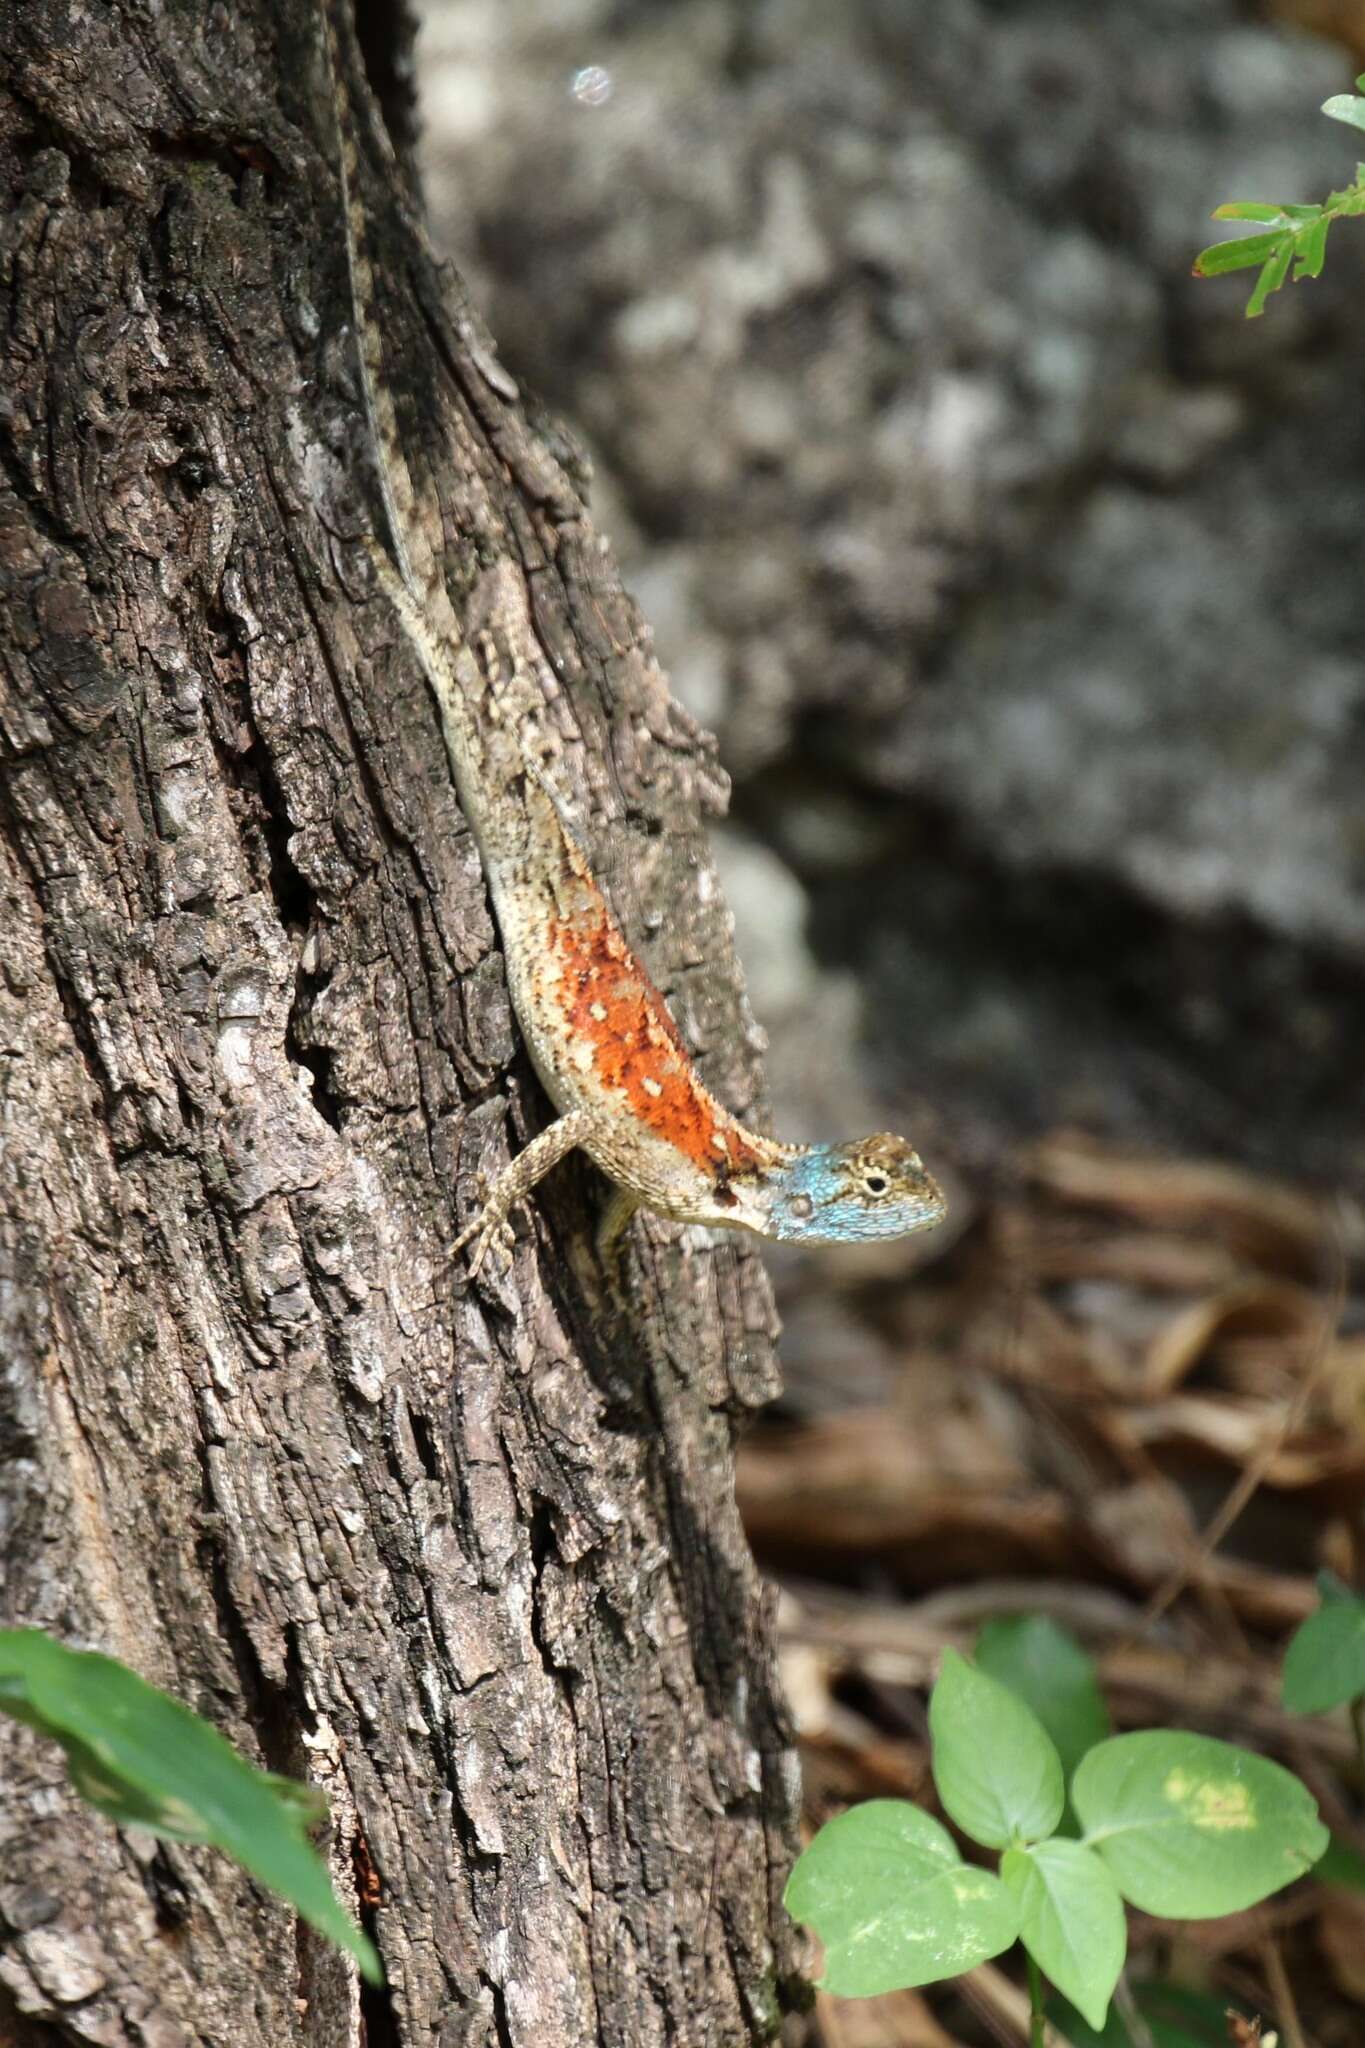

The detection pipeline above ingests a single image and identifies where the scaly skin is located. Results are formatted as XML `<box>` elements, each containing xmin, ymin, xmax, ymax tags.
<box><xmin>366</xmin><ymin>553</ymin><xmax>946</xmax><ymax>1274</ymax></box>
<box><xmin>325</xmin><ymin>4</ymin><xmax>947</xmax><ymax>1279</ymax></box>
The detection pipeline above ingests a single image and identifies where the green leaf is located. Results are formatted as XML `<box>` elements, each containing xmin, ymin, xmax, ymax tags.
<box><xmin>975</xmin><ymin>1616</ymin><xmax>1110</xmax><ymax>1782</ymax></box>
<box><xmin>1192</xmin><ymin>230</ymin><xmax>1285</xmax><ymax>277</ymax></box>
<box><xmin>1210</xmin><ymin>202</ymin><xmax>1286</xmax><ymax>224</ymax></box>
<box><xmin>1292</xmin><ymin>215</ymin><xmax>1331</xmax><ymax>280</ymax></box>
<box><xmin>1073</xmin><ymin>1730</ymin><xmax>1327</xmax><ymax>1917</ymax></box>
<box><xmin>0</xmin><ymin>1630</ymin><xmax>381</xmax><ymax>1984</ymax></box>
<box><xmin>1316</xmin><ymin>1833</ymin><xmax>1365</xmax><ymax>1892</ymax></box>
<box><xmin>1282</xmin><ymin>1590</ymin><xmax>1365</xmax><ymax>1712</ymax></box>
<box><xmin>783</xmin><ymin>1799</ymin><xmax>1020</xmax><ymax>1998</ymax></box>
<box><xmin>1001</xmin><ymin>1839</ymin><xmax>1125</xmax><ymax>2032</ymax></box>
<box><xmin>1322</xmin><ymin>93</ymin><xmax>1365</xmax><ymax>133</ymax></box>
<box><xmin>1246</xmin><ymin>238</ymin><xmax>1295</xmax><ymax>318</ymax></box>
<box><xmin>929</xmin><ymin>1649</ymin><xmax>1064</xmax><ymax>1850</ymax></box>
<box><xmin>1338</xmin><ymin>168</ymin><xmax>1365</xmax><ymax>210</ymax></box>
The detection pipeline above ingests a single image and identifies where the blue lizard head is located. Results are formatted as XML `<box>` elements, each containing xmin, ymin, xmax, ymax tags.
<box><xmin>762</xmin><ymin>1134</ymin><xmax>946</xmax><ymax>1245</ymax></box>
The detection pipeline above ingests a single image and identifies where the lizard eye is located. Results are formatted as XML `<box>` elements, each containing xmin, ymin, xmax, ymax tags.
<box><xmin>789</xmin><ymin>1193</ymin><xmax>814</xmax><ymax>1220</ymax></box>
<box><xmin>863</xmin><ymin>1172</ymin><xmax>889</xmax><ymax>1197</ymax></box>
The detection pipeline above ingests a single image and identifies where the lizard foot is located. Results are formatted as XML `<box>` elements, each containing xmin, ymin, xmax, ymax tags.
<box><xmin>451</xmin><ymin>1213</ymin><xmax>518</xmax><ymax>1278</ymax></box>
<box><xmin>451</xmin><ymin>1177</ymin><xmax>518</xmax><ymax>1277</ymax></box>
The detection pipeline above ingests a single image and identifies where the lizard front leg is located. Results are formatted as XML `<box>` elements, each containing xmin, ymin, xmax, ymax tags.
<box><xmin>453</xmin><ymin>1107</ymin><xmax>597</xmax><ymax>1275</ymax></box>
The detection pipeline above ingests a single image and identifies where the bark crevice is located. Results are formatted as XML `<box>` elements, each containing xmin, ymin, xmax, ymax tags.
<box><xmin>0</xmin><ymin>5</ymin><xmax>798</xmax><ymax>2043</ymax></box>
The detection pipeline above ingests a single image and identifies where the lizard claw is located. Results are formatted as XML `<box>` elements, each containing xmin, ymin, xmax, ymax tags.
<box><xmin>452</xmin><ymin>1172</ymin><xmax>518</xmax><ymax>1277</ymax></box>
<box><xmin>452</xmin><ymin>1214</ymin><xmax>517</xmax><ymax>1278</ymax></box>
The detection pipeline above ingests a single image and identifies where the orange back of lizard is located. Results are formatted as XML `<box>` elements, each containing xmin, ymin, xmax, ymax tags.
<box><xmin>502</xmin><ymin>784</ymin><xmax>792</xmax><ymax>1224</ymax></box>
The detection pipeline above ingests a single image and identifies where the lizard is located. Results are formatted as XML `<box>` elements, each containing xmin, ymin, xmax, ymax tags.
<box><xmin>320</xmin><ymin>0</ymin><xmax>948</xmax><ymax>1282</ymax></box>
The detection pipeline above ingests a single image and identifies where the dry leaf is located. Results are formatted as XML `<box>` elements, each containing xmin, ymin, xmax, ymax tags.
<box><xmin>1139</xmin><ymin>1283</ymin><xmax>1322</xmax><ymax>1397</ymax></box>
<box><xmin>814</xmin><ymin>1985</ymin><xmax>965</xmax><ymax>2047</ymax></box>
<box><xmin>1023</xmin><ymin>1133</ymin><xmax>1331</xmax><ymax>1275</ymax></box>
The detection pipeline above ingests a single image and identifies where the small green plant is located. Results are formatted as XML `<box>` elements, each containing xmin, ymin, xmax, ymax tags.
<box><xmin>0</xmin><ymin>1628</ymin><xmax>381</xmax><ymax>1983</ymax></box>
<box><xmin>1193</xmin><ymin>76</ymin><xmax>1365</xmax><ymax>315</ymax></box>
<box><xmin>785</xmin><ymin>1623</ymin><xmax>1326</xmax><ymax>2043</ymax></box>
<box><xmin>1282</xmin><ymin>1571</ymin><xmax>1365</xmax><ymax>1716</ymax></box>
<box><xmin>1282</xmin><ymin>1570</ymin><xmax>1365</xmax><ymax>1784</ymax></box>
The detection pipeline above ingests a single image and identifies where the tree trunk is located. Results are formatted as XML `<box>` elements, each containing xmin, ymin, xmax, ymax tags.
<box><xmin>0</xmin><ymin>4</ymin><xmax>801</xmax><ymax>2043</ymax></box>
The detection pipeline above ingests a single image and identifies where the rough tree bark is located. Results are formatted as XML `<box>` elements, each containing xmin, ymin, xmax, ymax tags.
<box><xmin>0</xmin><ymin>3</ymin><xmax>803</xmax><ymax>2043</ymax></box>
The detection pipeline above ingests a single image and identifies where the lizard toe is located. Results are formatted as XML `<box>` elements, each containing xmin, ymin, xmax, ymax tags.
<box><xmin>457</xmin><ymin>1212</ymin><xmax>518</xmax><ymax>1278</ymax></box>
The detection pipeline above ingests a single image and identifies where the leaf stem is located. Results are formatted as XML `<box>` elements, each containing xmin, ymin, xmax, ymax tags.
<box><xmin>1026</xmin><ymin>1950</ymin><xmax>1047</xmax><ymax>2048</ymax></box>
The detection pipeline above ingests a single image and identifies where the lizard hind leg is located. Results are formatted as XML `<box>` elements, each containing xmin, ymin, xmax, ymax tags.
<box><xmin>595</xmin><ymin>1185</ymin><xmax>641</xmax><ymax>1305</ymax></box>
<box><xmin>453</xmin><ymin>1107</ymin><xmax>597</xmax><ymax>1276</ymax></box>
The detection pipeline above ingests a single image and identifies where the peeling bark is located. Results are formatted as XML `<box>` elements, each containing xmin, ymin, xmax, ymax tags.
<box><xmin>0</xmin><ymin>3</ymin><xmax>801</xmax><ymax>2042</ymax></box>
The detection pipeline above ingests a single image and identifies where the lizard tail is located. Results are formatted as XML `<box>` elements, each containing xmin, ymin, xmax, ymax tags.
<box><xmin>319</xmin><ymin>0</ymin><xmax>423</xmax><ymax>600</ymax></box>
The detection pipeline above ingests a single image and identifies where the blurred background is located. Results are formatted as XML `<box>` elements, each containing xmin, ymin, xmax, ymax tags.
<box><xmin>413</xmin><ymin>1</ymin><xmax>1365</xmax><ymax>2039</ymax></box>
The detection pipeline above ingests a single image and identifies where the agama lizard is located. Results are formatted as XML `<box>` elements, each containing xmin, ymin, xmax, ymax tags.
<box><xmin>322</xmin><ymin>1</ymin><xmax>947</xmax><ymax>1279</ymax></box>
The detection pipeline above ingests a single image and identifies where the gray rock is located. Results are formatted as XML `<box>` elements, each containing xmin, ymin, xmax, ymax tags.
<box><xmin>418</xmin><ymin>0</ymin><xmax>1365</xmax><ymax>1176</ymax></box>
